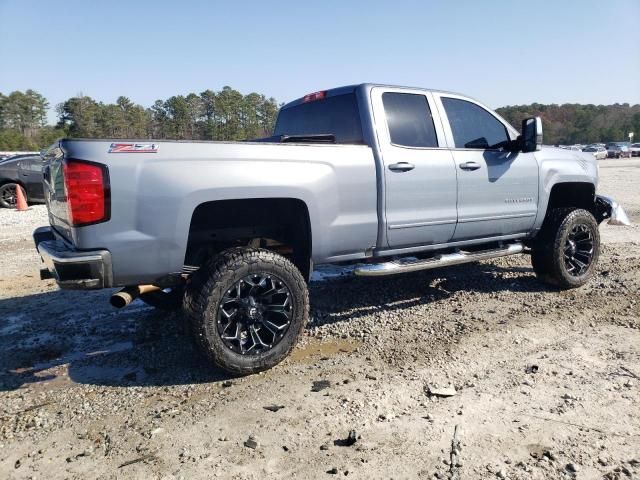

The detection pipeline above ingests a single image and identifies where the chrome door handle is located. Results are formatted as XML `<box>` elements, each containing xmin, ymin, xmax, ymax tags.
<box><xmin>459</xmin><ymin>161</ymin><xmax>481</xmax><ymax>171</ymax></box>
<box><xmin>388</xmin><ymin>162</ymin><xmax>415</xmax><ymax>172</ymax></box>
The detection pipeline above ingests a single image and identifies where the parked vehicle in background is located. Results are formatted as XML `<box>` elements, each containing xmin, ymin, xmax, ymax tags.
<box><xmin>0</xmin><ymin>154</ymin><xmax>45</xmax><ymax>208</ymax></box>
<box><xmin>630</xmin><ymin>143</ymin><xmax>640</xmax><ymax>157</ymax></box>
<box><xmin>0</xmin><ymin>151</ymin><xmax>40</xmax><ymax>161</ymax></box>
<box><xmin>606</xmin><ymin>142</ymin><xmax>631</xmax><ymax>159</ymax></box>
<box><xmin>559</xmin><ymin>145</ymin><xmax>582</xmax><ymax>151</ymax></box>
<box><xmin>582</xmin><ymin>145</ymin><xmax>607</xmax><ymax>160</ymax></box>
<box><xmin>34</xmin><ymin>83</ymin><xmax>629</xmax><ymax>375</ymax></box>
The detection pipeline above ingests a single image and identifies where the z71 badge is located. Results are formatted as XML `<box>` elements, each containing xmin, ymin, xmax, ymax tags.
<box><xmin>108</xmin><ymin>143</ymin><xmax>158</xmax><ymax>153</ymax></box>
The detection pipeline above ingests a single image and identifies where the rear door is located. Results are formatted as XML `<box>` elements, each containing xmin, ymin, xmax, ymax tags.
<box><xmin>434</xmin><ymin>94</ymin><xmax>539</xmax><ymax>241</ymax></box>
<box><xmin>371</xmin><ymin>87</ymin><xmax>457</xmax><ymax>248</ymax></box>
<box><xmin>18</xmin><ymin>156</ymin><xmax>45</xmax><ymax>201</ymax></box>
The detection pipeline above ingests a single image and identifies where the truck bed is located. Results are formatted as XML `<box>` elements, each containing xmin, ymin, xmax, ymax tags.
<box><xmin>43</xmin><ymin>139</ymin><xmax>378</xmax><ymax>286</ymax></box>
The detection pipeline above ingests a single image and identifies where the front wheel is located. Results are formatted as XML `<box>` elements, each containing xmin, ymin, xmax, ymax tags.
<box><xmin>183</xmin><ymin>248</ymin><xmax>309</xmax><ymax>375</ymax></box>
<box><xmin>531</xmin><ymin>208</ymin><xmax>600</xmax><ymax>289</ymax></box>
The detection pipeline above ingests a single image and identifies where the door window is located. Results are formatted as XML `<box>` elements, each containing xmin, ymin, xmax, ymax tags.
<box><xmin>442</xmin><ymin>97</ymin><xmax>509</xmax><ymax>149</ymax></box>
<box><xmin>27</xmin><ymin>158</ymin><xmax>43</xmax><ymax>172</ymax></box>
<box><xmin>382</xmin><ymin>93</ymin><xmax>438</xmax><ymax>148</ymax></box>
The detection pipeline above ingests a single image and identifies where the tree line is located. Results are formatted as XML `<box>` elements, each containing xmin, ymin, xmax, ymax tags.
<box><xmin>496</xmin><ymin>103</ymin><xmax>640</xmax><ymax>145</ymax></box>
<box><xmin>0</xmin><ymin>87</ymin><xmax>280</xmax><ymax>151</ymax></box>
<box><xmin>1</xmin><ymin>88</ymin><xmax>639</xmax><ymax>150</ymax></box>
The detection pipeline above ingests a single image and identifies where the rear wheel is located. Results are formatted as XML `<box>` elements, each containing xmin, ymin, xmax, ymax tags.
<box><xmin>184</xmin><ymin>247</ymin><xmax>309</xmax><ymax>375</ymax></box>
<box><xmin>0</xmin><ymin>183</ymin><xmax>26</xmax><ymax>209</ymax></box>
<box><xmin>531</xmin><ymin>208</ymin><xmax>599</xmax><ymax>289</ymax></box>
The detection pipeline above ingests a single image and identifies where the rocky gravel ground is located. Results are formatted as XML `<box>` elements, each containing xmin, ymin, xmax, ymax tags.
<box><xmin>0</xmin><ymin>159</ymin><xmax>639</xmax><ymax>479</ymax></box>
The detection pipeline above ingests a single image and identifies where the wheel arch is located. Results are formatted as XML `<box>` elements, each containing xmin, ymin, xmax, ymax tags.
<box><xmin>535</xmin><ymin>181</ymin><xmax>597</xmax><ymax>232</ymax></box>
<box><xmin>184</xmin><ymin>197</ymin><xmax>313</xmax><ymax>280</ymax></box>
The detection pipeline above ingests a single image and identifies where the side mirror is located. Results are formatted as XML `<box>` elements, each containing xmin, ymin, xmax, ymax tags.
<box><xmin>521</xmin><ymin>117</ymin><xmax>543</xmax><ymax>152</ymax></box>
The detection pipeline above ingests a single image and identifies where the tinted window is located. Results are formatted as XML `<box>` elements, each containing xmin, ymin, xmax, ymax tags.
<box><xmin>273</xmin><ymin>93</ymin><xmax>363</xmax><ymax>144</ymax></box>
<box><xmin>442</xmin><ymin>97</ymin><xmax>509</xmax><ymax>149</ymax></box>
<box><xmin>382</xmin><ymin>93</ymin><xmax>438</xmax><ymax>148</ymax></box>
<box><xmin>25</xmin><ymin>157</ymin><xmax>43</xmax><ymax>172</ymax></box>
<box><xmin>18</xmin><ymin>157</ymin><xmax>42</xmax><ymax>172</ymax></box>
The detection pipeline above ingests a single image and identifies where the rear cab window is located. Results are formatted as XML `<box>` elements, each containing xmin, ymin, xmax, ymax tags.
<box><xmin>273</xmin><ymin>92</ymin><xmax>364</xmax><ymax>144</ymax></box>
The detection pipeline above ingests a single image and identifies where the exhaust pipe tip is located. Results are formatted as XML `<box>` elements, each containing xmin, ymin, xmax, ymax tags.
<box><xmin>110</xmin><ymin>289</ymin><xmax>136</xmax><ymax>309</ymax></box>
<box><xmin>110</xmin><ymin>284</ymin><xmax>162</xmax><ymax>309</ymax></box>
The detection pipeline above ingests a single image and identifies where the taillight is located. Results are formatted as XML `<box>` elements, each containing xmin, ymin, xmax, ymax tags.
<box><xmin>63</xmin><ymin>159</ymin><xmax>110</xmax><ymax>226</ymax></box>
<box><xmin>303</xmin><ymin>90</ymin><xmax>326</xmax><ymax>103</ymax></box>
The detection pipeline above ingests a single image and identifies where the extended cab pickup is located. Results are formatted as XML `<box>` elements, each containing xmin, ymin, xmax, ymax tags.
<box><xmin>34</xmin><ymin>84</ymin><xmax>629</xmax><ymax>374</ymax></box>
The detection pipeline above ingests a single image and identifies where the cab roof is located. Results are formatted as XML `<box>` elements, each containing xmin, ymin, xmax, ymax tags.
<box><xmin>280</xmin><ymin>83</ymin><xmax>468</xmax><ymax>110</ymax></box>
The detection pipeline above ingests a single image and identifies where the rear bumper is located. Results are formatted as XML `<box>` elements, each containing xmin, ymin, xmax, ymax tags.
<box><xmin>33</xmin><ymin>226</ymin><xmax>113</xmax><ymax>290</ymax></box>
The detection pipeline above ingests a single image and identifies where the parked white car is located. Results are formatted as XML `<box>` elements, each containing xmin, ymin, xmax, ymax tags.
<box><xmin>631</xmin><ymin>143</ymin><xmax>640</xmax><ymax>157</ymax></box>
<box><xmin>582</xmin><ymin>145</ymin><xmax>608</xmax><ymax>160</ymax></box>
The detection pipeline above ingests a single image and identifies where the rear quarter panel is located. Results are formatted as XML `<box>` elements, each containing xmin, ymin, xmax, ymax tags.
<box><xmin>60</xmin><ymin>140</ymin><xmax>377</xmax><ymax>285</ymax></box>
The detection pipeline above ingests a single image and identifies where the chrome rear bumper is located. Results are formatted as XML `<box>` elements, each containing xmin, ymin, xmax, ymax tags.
<box><xmin>33</xmin><ymin>226</ymin><xmax>113</xmax><ymax>289</ymax></box>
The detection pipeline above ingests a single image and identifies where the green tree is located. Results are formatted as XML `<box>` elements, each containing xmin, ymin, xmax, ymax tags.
<box><xmin>200</xmin><ymin>89</ymin><xmax>217</xmax><ymax>140</ymax></box>
<box><xmin>164</xmin><ymin>95</ymin><xmax>190</xmax><ymax>139</ymax></box>
<box><xmin>56</xmin><ymin>95</ymin><xmax>101</xmax><ymax>137</ymax></box>
<box><xmin>1</xmin><ymin>90</ymin><xmax>48</xmax><ymax>137</ymax></box>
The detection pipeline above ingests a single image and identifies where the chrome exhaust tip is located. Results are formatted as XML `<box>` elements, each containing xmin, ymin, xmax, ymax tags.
<box><xmin>110</xmin><ymin>285</ymin><xmax>161</xmax><ymax>308</ymax></box>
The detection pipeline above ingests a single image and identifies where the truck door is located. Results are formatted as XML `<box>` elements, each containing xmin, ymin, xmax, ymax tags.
<box><xmin>371</xmin><ymin>87</ymin><xmax>458</xmax><ymax>248</ymax></box>
<box><xmin>18</xmin><ymin>156</ymin><xmax>45</xmax><ymax>202</ymax></box>
<box><xmin>434</xmin><ymin>94</ymin><xmax>539</xmax><ymax>241</ymax></box>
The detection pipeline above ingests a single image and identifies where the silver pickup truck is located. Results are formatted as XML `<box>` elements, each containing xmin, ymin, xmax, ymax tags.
<box><xmin>34</xmin><ymin>83</ymin><xmax>629</xmax><ymax>374</ymax></box>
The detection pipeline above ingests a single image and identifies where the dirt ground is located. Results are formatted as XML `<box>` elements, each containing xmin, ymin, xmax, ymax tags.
<box><xmin>0</xmin><ymin>159</ymin><xmax>638</xmax><ymax>480</ymax></box>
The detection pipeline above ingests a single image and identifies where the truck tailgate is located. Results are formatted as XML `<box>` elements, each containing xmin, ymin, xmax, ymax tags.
<box><xmin>42</xmin><ymin>145</ymin><xmax>74</xmax><ymax>242</ymax></box>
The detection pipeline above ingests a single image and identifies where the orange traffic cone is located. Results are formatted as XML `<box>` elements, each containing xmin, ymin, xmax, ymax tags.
<box><xmin>15</xmin><ymin>184</ymin><xmax>28</xmax><ymax>211</ymax></box>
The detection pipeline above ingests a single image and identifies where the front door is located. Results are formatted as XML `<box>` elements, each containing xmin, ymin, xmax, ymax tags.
<box><xmin>371</xmin><ymin>88</ymin><xmax>458</xmax><ymax>248</ymax></box>
<box><xmin>435</xmin><ymin>95</ymin><xmax>539</xmax><ymax>241</ymax></box>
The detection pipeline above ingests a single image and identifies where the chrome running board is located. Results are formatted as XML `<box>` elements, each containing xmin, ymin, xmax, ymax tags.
<box><xmin>354</xmin><ymin>242</ymin><xmax>524</xmax><ymax>277</ymax></box>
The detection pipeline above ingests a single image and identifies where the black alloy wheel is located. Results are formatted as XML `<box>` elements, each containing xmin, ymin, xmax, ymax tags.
<box><xmin>0</xmin><ymin>183</ymin><xmax>25</xmax><ymax>209</ymax></box>
<box><xmin>563</xmin><ymin>224</ymin><xmax>595</xmax><ymax>276</ymax></box>
<box><xmin>217</xmin><ymin>274</ymin><xmax>293</xmax><ymax>355</ymax></box>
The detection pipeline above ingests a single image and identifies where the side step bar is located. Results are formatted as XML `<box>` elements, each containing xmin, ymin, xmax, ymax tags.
<box><xmin>354</xmin><ymin>242</ymin><xmax>524</xmax><ymax>277</ymax></box>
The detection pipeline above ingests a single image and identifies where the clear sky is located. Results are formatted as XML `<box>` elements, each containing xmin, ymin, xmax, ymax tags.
<box><xmin>1</xmin><ymin>0</ymin><xmax>639</xmax><ymax>123</ymax></box>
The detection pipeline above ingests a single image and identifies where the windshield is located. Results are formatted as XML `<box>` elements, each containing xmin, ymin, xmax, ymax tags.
<box><xmin>274</xmin><ymin>93</ymin><xmax>364</xmax><ymax>144</ymax></box>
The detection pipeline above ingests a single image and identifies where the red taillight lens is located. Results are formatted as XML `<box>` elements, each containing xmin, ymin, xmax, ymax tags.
<box><xmin>303</xmin><ymin>90</ymin><xmax>326</xmax><ymax>103</ymax></box>
<box><xmin>63</xmin><ymin>159</ymin><xmax>110</xmax><ymax>226</ymax></box>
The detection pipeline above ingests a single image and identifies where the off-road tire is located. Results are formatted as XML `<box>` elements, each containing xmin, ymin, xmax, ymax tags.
<box><xmin>0</xmin><ymin>183</ymin><xmax>26</xmax><ymax>209</ymax></box>
<box><xmin>140</xmin><ymin>287</ymin><xmax>184</xmax><ymax>311</ymax></box>
<box><xmin>183</xmin><ymin>247</ymin><xmax>309</xmax><ymax>375</ymax></box>
<box><xmin>531</xmin><ymin>208</ymin><xmax>600</xmax><ymax>289</ymax></box>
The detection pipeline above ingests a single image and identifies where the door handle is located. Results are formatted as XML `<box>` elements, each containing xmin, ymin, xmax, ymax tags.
<box><xmin>388</xmin><ymin>162</ymin><xmax>415</xmax><ymax>172</ymax></box>
<box><xmin>459</xmin><ymin>161</ymin><xmax>481</xmax><ymax>171</ymax></box>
